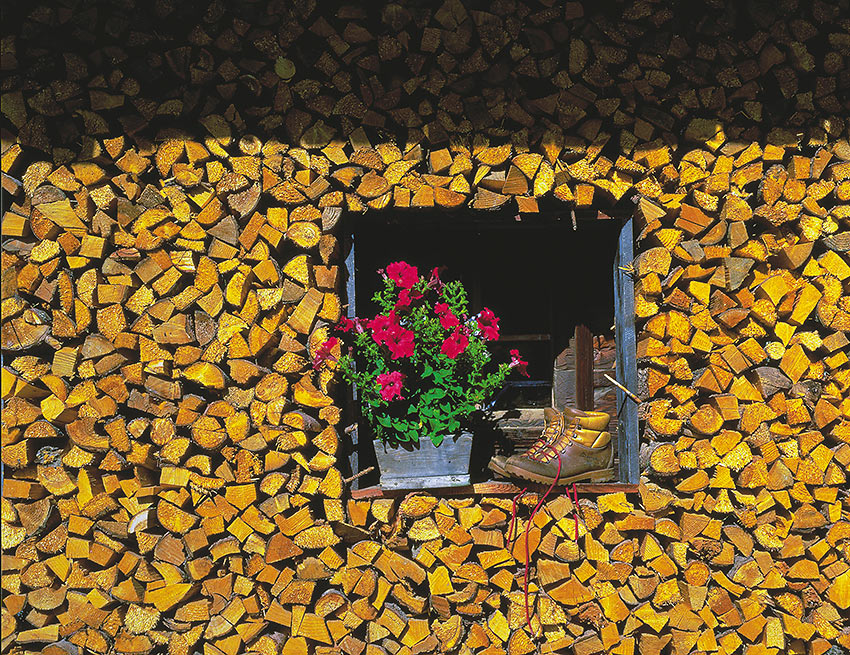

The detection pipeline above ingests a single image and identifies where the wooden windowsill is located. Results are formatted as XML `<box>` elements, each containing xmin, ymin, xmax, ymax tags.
<box><xmin>350</xmin><ymin>480</ymin><xmax>638</xmax><ymax>500</ymax></box>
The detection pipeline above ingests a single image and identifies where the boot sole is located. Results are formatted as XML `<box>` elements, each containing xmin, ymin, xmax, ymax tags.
<box><xmin>488</xmin><ymin>459</ymin><xmax>510</xmax><ymax>478</ymax></box>
<box><xmin>503</xmin><ymin>464</ymin><xmax>617</xmax><ymax>486</ymax></box>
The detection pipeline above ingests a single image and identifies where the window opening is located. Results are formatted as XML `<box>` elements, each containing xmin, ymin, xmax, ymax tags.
<box><xmin>343</xmin><ymin>211</ymin><xmax>638</xmax><ymax>489</ymax></box>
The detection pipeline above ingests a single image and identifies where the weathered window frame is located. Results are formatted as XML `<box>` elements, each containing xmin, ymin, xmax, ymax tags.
<box><xmin>342</xmin><ymin>213</ymin><xmax>640</xmax><ymax>490</ymax></box>
<box><xmin>613</xmin><ymin>217</ymin><xmax>639</xmax><ymax>485</ymax></box>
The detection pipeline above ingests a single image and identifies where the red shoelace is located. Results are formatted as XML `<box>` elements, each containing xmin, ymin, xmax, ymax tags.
<box><xmin>507</xmin><ymin>487</ymin><xmax>527</xmax><ymax>544</ymax></box>
<box><xmin>509</xmin><ymin>446</ymin><xmax>582</xmax><ymax>635</ymax></box>
<box><xmin>523</xmin><ymin>443</ymin><xmax>562</xmax><ymax>633</ymax></box>
<box><xmin>571</xmin><ymin>481</ymin><xmax>580</xmax><ymax>540</ymax></box>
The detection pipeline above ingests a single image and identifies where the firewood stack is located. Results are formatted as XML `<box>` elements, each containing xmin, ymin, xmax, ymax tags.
<box><xmin>2</xmin><ymin>1</ymin><xmax>849</xmax><ymax>654</ymax></box>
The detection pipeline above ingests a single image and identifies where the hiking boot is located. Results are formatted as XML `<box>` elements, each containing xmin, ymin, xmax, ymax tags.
<box><xmin>518</xmin><ymin>407</ymin><xmax>610</xmax><ymax>461</ymax></box>
<box><xmin>488</xmin><ymin>407</ymin><xmax>565</xmax><ymax>478</ymax></box>
<box><xmin>504</xmin><ymin>409</ymin><xmax>615</xmax><ymax>485</ymax></box>
<box><xmin>488</xmin><ymin>407</ymin><xmax>611</xmax><ymax>479</ymax></box>
<box><xmin>488</xmin><ymin>455</ymin><xmax>510</xmax><ymax>478</ymax></box>
<box><xmin>564</xmin><ymin>407</ymin><xmax>611</xmax><ymax>432</ymax></box>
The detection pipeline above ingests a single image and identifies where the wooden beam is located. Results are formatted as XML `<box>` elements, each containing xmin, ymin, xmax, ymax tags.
<box><xmin>575</xmin><ymin>324</ymin><xmax>594</xmax><ymax>411</ymax></box>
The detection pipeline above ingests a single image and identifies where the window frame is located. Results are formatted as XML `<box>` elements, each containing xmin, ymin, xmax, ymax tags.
<box><xmin>341</xmin><ymin>213</ymin><xmax>640</xmax><ymax>489</ymax></box>
<box><xmin>613</xmin><ymin>217</ymin><xmax>640</xmax><ymax>484</ymax></box>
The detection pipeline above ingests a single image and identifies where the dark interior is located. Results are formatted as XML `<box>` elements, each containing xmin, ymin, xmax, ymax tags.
<box><xmin>353</xmin><ymin>211</ymin><xmax>622</xmax><ymax>406</ymax></box>
<box><xmin>349</xmin><ymin>211</ymin><xmax>624</xmax><ymax>482</ymax></box>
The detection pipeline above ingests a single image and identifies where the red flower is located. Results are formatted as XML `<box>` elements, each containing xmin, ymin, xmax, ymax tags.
<box><xmin>386</xmin><ymin>326</ymin><xmax>415</xmax><ymax>359</ymax></box>
<box><xmin>369</xmin><ymin>313</ymin><xmax>396</xmax><ymax>346</ymax></box>
<box><xmin>477</xmin><ymin>307</ymin><xmax>500</xmax><ymax>341</ymax></box>
<box><xmin>395</xmin><ymin>287</ymin><xmax>423</xmax><ymax>309</ymax></box>
<box><xmin>336</xmin><ymin>316</ymin><xmax>355</xmax><ymax>333</ymax></box>
<box><xmin>369</xmin><ymin>312</ymin><xmax>414</xmax><ymax>358</ymax></box>
<box><xmin>509</xmin><ymin>349</ymin><xmax>529</xmax><ymax>377</ymax></box>
<box><xmin>387</xmin><ymin>261</ymin><xmax>419</xmax><ymax>289</ymax></box>
<box><xmin>434</xmin><ymin>302</ymin><xmax>459</xmax><ymax>330</ymax></box>
<box><xmin>313</xmin><ymin>337</ymin><xmax>339</xmax><ymax>369</ymax></box>
<box><xmin>441</xmin><ymin>329</ymin><xmax>469</xmax><ymax>360</ymax></box>
<box><xmin>376</xmin><ymin>371</ymin><xmax>404</xmax><ymax>401</ymax></box>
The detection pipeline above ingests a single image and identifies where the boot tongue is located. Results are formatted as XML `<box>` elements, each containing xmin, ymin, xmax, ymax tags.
<box><xmin>544</xmin><ymin>408</ymin><xmax>560</xmax><ymax>424</ymax></box>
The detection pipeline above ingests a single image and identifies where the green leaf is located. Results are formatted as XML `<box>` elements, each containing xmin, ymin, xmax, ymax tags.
<box><xmin>346</xmin><ymin>263</ymin><xmax>518</xmax><ymax>442</ymax></box>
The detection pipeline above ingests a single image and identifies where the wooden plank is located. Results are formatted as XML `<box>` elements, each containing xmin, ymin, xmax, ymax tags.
<box><xmin>497</xmin><ymin>333</ymin><xmax>551</xmax><ymax>341</ymax></box>
<box><xmin>575</xmin><ymin>324</ymin><xmax>594</xmax><ymax>410</ymax></box>
<box><xmin>349</xmin><ymin>481</ymin><xmax>639</xmax><ymax>500</ymax></box>
<box><xmin>481</xmin><ymin>481</ymin><xmax>639</xmax><ymax>495</ymax></box>
<box><xmin>614</xmin><ymin>218</ymin><xmax>640</xmax><ymax>484</ymax></box>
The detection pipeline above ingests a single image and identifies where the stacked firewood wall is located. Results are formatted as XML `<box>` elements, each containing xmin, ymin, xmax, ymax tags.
<box><xmin>2</xmin><ymin>1</ymin><xmax>849</xmax><ymax>654</ymax></box>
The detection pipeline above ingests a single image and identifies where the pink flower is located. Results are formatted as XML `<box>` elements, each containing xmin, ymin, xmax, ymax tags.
<box><xmin>509</xmin><ymin>349</ymin><xmax>529</xmax><ymax>378</ymax></box>
<box><xmin>313</xmin><ymin>337</ymin><xmax>339</xmax><ymax>369</ymax></box>
<box><xmin>336</xmin><ymin>316</ymin><xmax>355</xmax><ymax>333</ymax></box>
<box><xmin>368</xmin><ymin>313</ymin><xmax>415</xmax><ymax>358</ymax></box>
<box><xmin>377</xmin><ymin>371</ymin><xmax>404</xmax><ymax>401</ymax></box>
<box><xmin>386</xmin><ymin>326</ymin><xmax>415</xmax><ymax>359</ymax></box>
<box><xmin>477</xmin><ymin>307</ymin><xmax>500</xmax><ymax>341</ymax></box>
<box><xmin>395</xmin><ymin>287</ymin><xmax>423</xmax><ymax>309</ymax></box>
<box><xmin>387</xmin><ymin>261</ymin><xmax>419</xmax><ymax>289</ymax></box>
<box><xmin>369</xmin><ymin>313</ymin><xmax>396</xmax><ymax>346</ymax></box>
<box><xmin>434</xmin><ymin>302</ymin><xmax>459</xmax><ymax>330</ymax></box>
<box><xmin>441</xmin><ymin>329</ymin><xmax>469</xmax><ymax>360</ymax></box>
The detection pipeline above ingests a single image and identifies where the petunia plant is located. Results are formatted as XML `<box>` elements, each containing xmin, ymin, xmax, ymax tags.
<box><xmin>330</xmin><ymin>261</ymin><xmax>528</xmax><ymax>447</ymax></box>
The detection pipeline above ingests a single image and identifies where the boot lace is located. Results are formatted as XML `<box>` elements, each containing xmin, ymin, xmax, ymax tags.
<box><xmin>521</xmin><ymin>443</ymin><xmax>562</xmax><ymax>633</ymax></box>
<box><xmin>514</xmin><ymin>447</ymin><xmax>582</xmax><ymax>637</ymax></box>
<box><xmin>528</xmin><ymin>421</ymin><xmax>579</xmax><ymax>462</ymax></box>
<box><xmin>507</xmin><ymin>487</ymin><xmax>528</xmax><ymax>544</ymax></box>
<box><xmin>523</xmin><ymin>413</ymin><xmax>565</xmax><ymax>459</ymax></box>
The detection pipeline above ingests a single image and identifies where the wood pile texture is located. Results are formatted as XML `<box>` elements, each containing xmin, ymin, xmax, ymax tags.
<box><xmin>2</xmin><ymin>1</ymin><xmax>850</xmax><ymax>654</ymax></box>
